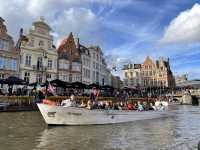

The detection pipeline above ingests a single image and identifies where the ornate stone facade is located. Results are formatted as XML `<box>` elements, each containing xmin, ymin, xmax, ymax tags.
<box><xmin>123</xmin><ymin>56</ymin><xmax>175</xmax><ymax>89</ymax></box>
<box><xmin>20</xmin><ymin>17</ymin><xmax>58</xmax><ymax>83</ymax></box>
<box><xmin>0</xmin><ymin>17</ymin><xmax>19</xmax><ymax>79</ymax></box>
<box><xmin>141</xmin><ymin>56</ymin><xmax>175</xmax><ymax>88</ymax></box>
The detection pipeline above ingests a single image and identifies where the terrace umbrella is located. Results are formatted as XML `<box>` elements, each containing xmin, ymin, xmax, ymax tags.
<box><xmin>71</xmin><ymin>82</ymin><xmax>87</xmax><ymax>89</ymax></box>
<box><xmin>28</xmin><ymin>82</ymin><xmax>48</xmax><ymax>87</ymax></box>
<box><xmin>87</xmin><ymin>83</ymin><xmax>100</xmax><ymax>89</ymax></box>
<box><xmin>50</xmin><ymin>79</ymin><xmax>66</xmax><ymax>88</ymax></box>
<box><xmin>101</xmin><ymin>85</ymin><xmax>114</xmax><ymax>90</ymax></box>
<box><xmin>65</xmin><ymin>82</ymin><xmax>73</xmax><ymax>88</ymax></box>
<box><xmin>3</xmin><ymin>76</ymin><xmax>27</xmax><ymax>85</ymax></box>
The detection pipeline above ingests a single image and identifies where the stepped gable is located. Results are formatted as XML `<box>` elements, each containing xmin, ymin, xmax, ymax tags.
<box><xmin>57</xmin><ymin>32</ymin><xmax>81</xmax><ymax>62</ymax></box>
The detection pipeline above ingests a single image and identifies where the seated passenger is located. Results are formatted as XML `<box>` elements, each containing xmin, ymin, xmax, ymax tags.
<box><xmin>119</xmin><ymin>101</ymin><xmax>124</xmax><ymax>108</ymax></box>
<box><xmin>127</xmin><ymin>102</ymin><xmax>135</xmax><ymax>110</ymax></box>
<box><xmin>118</xmin><ymin>102</ymin><xmax>122</xmax><ymax>110</ymax></box>
<box><xmin>98</xmin><ymin>101</ymin><xmax>105</xmax><ymax>109</ymax></box>
<box><xmin>142</xmin><ymin>101</ymin><xmax>148</xmax><ymax>111</ymax></box>
<box><xmin>61</xmin><ymin>95</ymin><xmax>76</xmax><ymax>107</ymax></box>
<box><xmin>113</xmin><ymin>103</ymin><xmax>119</xmax><ymax>110</ymax></box>
<box><xmin>86</xmin><ymin>100</ymin><xmax>93</xmax><ymax>109</ymax></box>
<box><xmin>79</xmin><ymin>100</ymin><xmax>87</xmax><ymax>108</ymax></box>
<box><xmin>158</xmin><ymin>103</ymin><xmax>165</xmax><ymax>111</ymax></box>
<box><xmin>137</xmin><ymin>101</ymin><xmax>144</xmax><ymax>111</ymax></box>
<box><xmin>92</xmin><ymin>101</ymin><xmax>98</xmax><ymax>109</ymax></box>
<box><xmin>105</xmin><ymin>101</ymin><xmax>111</xmax><ymax>110</ymax></box>
<box><xmin>149</xmin><ymin>103</ymin><xmax>156</xmax><ymax>110</ymax></box>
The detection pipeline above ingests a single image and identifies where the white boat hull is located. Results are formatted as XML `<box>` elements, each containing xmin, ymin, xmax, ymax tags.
<box><xmin>37</xmin><ymin>103</ymin><xmax>170</xmax><ymax>125</ymax></box>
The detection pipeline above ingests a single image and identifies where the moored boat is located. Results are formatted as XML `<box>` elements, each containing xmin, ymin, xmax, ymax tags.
<box><xmin>37</xmin><ymin>103</ymin><xmax>170</xmax><ymax>125</ymax></box>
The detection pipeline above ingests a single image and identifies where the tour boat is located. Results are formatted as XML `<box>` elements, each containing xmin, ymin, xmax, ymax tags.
<box><xmin>37</xmin><ymin>103</ymin><xmax>170</xmax><ymax>125</ymax></box>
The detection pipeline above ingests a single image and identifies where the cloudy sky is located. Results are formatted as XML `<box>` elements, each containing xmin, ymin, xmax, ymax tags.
<box><xmin>0</xmin><ymin>0</ymin><xmax>200</xmax><ymax>79</ymax></box>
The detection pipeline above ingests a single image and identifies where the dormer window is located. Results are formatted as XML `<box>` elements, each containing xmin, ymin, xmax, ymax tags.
<box><xmin>39</xmin><ymin>40</ymin><xmax>44</xmax><ymax>47</ymax></box>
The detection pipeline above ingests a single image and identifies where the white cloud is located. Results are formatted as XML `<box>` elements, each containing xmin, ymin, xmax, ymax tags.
<box><xmin>52</xmin><ymin>7</ymin><xmax>98</xmax><ymax>46</ymax></box>
<box><xmin>160</xmin><ymin>3</ymin><xmax>200</xmax><ymax>44</ymax></box>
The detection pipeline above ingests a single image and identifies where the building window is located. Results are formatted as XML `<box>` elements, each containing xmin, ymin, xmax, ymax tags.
<box><xmin>93</xmin><ymin>71</ymin><xmax>95</xmax><ymax>81</ymax></box>
<box><xmin>48</xmin><ymin>41</ymin><xmax>51</xmax><ymax>49</ymax></box>
<box><xmin>72</xmin><ymin>62</ymin><xmax>81</xmax><ymax>71</ymax></box>
<box><xmin>130</xmin><ymin>72</ymin><xmax>133</xmax><ymax>78</ymax></box>
<box><xmin>63</xmin><ymin>75</ymin><xmax>68</xmax><ymax>81</ymax></box>
<box><xmin>37</xmin><ymin>57</ymin><xmax>43</xmax><ymax>70</ymax></box>
<box><xmin>36</xmin><ymin>73</ymin><xmax>43</xmax><ymax>83</ymax></box>
<box><xmin>46</xmin><ymin>73</ymin><xmax>51</xmax><ymax>80</ymax></box>
<box><xmin>0</xmin><ymin>57</ymin><xmax>4</xmax><ymax>69</ymax></box>
<box><xmin>97</xmin><ymin>54</ymin><xmax>99</xmax><ymax>61</ymax></box>
<box><xmin>125</xmin><ymin>72</ymin><xmax>128</xmax><ymax>78</ymax></box>
<box><xmin>93</xmin><ymin>53</ymin><xmax>95</xmax><ymax>59</ymax></box>
<box><xmin>11</xmin><ymin>59</ymin><xmax>17</xmax><ymax>71</ymax></box>
<box><xmin>25</xmin><ymin>55</ymin><xmax>31</xmax><ymax>66</ymax></box>
<box><xmin>24</xmin><ymin>72</ymin><xmax>30</xmax><ymax>83</ymax></box>
<box><xmin>0</xmin><ymin>39</ymin><xmax>9</xmax><ymax>51</ymax></box>
<box><xmin>48</xmin><ymin>59</ymin><xmax>53</xmax><ymax>70</ymax></box>
<box><xmin>93</xmin><ymin>62</ymin><xmax>95</xmax><ymax>69</ymax></box>
<box><xmin>96</xmin><ymin>63</ymin><xmax>99</xmax><ymax>70</ymax></box>
<box><xmin>39</xmin><ymin>40</ymin><xmax>44</xmax><ymax>47</ymax></box>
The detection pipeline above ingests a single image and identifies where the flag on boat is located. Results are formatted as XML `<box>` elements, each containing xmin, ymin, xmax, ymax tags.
<box><xmin>48</xmin><ymin>83</ymin><xmax>56</xmax><ymax>96</ymax></box>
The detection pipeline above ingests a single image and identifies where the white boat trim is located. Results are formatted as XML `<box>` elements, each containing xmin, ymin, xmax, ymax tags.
<box><xmin>37</xmin><ymin>103</ymin><xmax>170</xmax><ymax>126</ymax></box>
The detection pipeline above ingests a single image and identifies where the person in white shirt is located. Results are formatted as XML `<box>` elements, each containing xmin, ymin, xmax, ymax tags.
<box><xmin>61</xmin><ymin>95</ymin><xmax>76</xmax><ymax>107</ymax></box>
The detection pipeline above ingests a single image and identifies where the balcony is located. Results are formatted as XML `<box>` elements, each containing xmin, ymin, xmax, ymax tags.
<box><xmin>32</xmin><ymin>65</ymin><xmax>47</xmax><ymax>71</ymax></box>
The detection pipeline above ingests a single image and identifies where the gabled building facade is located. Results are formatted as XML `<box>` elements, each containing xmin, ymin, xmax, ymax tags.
<box><xmin>141</xmin><ymin>56</ymin><xmax>175</xmax><ymax>88</ymax></box>
<box><xmin>20</xmin><ymin>17</ymin><xmax>58</xmax><ymax>83</ymax></box>
<box><xmin>0</xmin><ymin>17</ymin><xmax>19</xmax><ymax>79</ymax></box>
<box><xmin>122</xmin><ymin>56</ymin><xmax>175</xmax><ymax>89</ymax></box>
<box><xmin>57</xmin><ymin>33</ymin><xmax>82</xmax><ymax>82</ymax></box>
<box><xmin>57</xmin><ymin>33</ymin><xmax>110</xmax><ymax>85</ymax></box>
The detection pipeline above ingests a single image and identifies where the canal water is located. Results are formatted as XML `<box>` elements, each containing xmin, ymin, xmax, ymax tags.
<box><xmin>0</xmin><ymin>105</ymin><xmax>200</xmax><ymax>150</ymax></box>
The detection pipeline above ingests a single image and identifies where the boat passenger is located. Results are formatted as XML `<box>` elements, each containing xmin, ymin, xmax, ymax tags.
<box><xmin>122</xmin><ymin>102</ymin><xmax>128</xmax><ymax>110</ymax></box>
<box><xmin>137</xmin><ymin>101</ymin><xmax>144</xmax><ymax>111</ymax></box>
<box><xmin>98</xmin><ymin>101</ymin><xmax>105</xmax><ymax>109</ymax></box>
<box><xmin>127</xmin><ymin>102</ymin><xmax>135</xmax><ymax>110</ymax></box>
<box><xmin>86</xmin><ymin>100</ymin><xmax>93</xmax><ymax>109</ymax></box>
<box><xmin>113</xmin><ymin>103</ymin><xmax>119</xmax><ymax>110</ymax></box>
<box><xmin>61</xmin><ymin>95</ymin><xmax>76</xmax><ymax>107</ymax></box>
<box><xmin>105</xmin><ymin>101</ymin><xmax>112</xmax><ymax>110</ymax></box>
<box><xmin>118</xmin><ymin>102</ymin><xmax>123</xmax><ymax>110</ymax></box>
<box><xmin>149</xmin><ymin>103</ymin><xmax>156</xmax><ymax>111</ymax></box>
<box><xmin>79</xmin><ymin>100</ymin><xmax>87</xmax><ymax>108</ymax></box>
<box><xmin>161</xmin><ymin>101</ymin><xmax>168</xmax><ymax>107</ymax></box>
<box><xmin>158</xmin><ymin>103</ymin><xmax>165</xmax><ymax>111</ymax></box>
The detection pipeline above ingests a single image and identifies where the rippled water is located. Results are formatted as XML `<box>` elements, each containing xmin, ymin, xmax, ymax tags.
<box><xmin>0</xmin><ymin>105</ymin><xmax>200</xmax><ymax>150</ymax></box>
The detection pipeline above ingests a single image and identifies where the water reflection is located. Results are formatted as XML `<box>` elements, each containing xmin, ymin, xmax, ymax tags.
<box><xmin>36</xmin><ymin>117</ymin><xmax>176</xmax><ymax>150</ymax></box>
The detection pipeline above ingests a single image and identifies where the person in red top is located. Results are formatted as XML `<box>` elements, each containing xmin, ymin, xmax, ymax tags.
<box><xmin>127</xmin><ymin>102</ymin><xmax>135</xmax><ymax>110</ymax></box>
